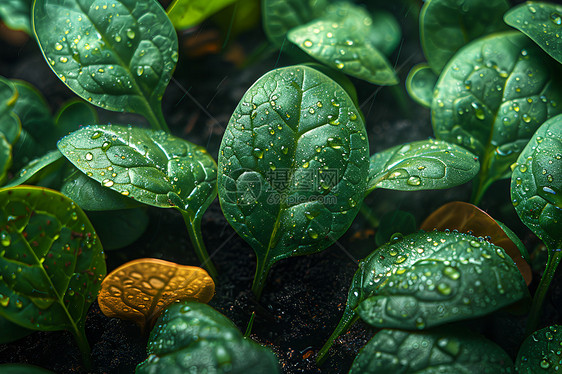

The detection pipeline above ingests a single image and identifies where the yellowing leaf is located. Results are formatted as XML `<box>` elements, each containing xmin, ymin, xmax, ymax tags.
<box><xmin>98</xmin><ymin>258</ymin><xmax>215</xmax><ymax>330</ymax></box>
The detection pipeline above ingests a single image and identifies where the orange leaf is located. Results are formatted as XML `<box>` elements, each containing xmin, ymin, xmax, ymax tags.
<box><xmin>420</xmin><ymin>201</ymin><xmax>532</xmax><ymax>285</ymax></box>
<box><xmin>98</xmin><ymin>258</ymin><xmax>215</xmax><ymax>331</ymax></box>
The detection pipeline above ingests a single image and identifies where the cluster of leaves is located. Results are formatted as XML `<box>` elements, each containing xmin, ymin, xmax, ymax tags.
<box><xmin>0</xmin><ymin>0</ymin><xmax>561</xmax><ymax>373</ymax></box>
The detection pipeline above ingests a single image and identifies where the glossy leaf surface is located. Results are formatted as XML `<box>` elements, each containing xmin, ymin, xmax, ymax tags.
<box><xmin>505</xmin><ymin>2</ymin><xmax>562</xmax><ymax>65</ymax></box>
<box><xmin>4</xmin><ymin>150</ymin><xmax>64</xmax><ymax>188</ymax></box>
<box><xmin>406</xmin><ymin>63</ymin><xmax>438</xmax><ymax>108</ymax></box>
<box><xmin>0</xmin><ymin>76</ymin><xmax>20</xmax><ymax>145</ymax></box>
<box><xmin>350</xmin><ymin>328</ymin><xmax>514</xmax><ymax>373</ymax></box>
<box><xmin>87</xmin><ymin>208</ymin><xmax>149</xmax><ymax>250</ymax></box>
<box><xmin>167</xmin><ymin>0</ymin><xmax>237</xmax><ymax>30</ymax></box>
<box><xmin>432</xmin><ymin>32</ymin><xmax>562</xmax><ymax>202</ymax></box>
<box><xmin>421</xmin><ymin>201</ymin><xmax>532</xmax><ymax>285</ymax></box>
<box><xmin>57</xmin><ymin>125</ymin><xmax>217</xmax><ymax>216</ymax></box>
<box><xmin>0</xmin><ymin>316</ymin><xmax>32</xmax><ymax>344</ymax></box>
<box><xmin>61</xmin><ymin>168</ymin><xmax>142</xmax><ymax>211</ymax></box>
<box><xmin>136</xmin><ymin>301</ymin><xmax>280</xmax><ymax>374</ymax></box>
<box><xmin>0</xmin><ymin>0</ymin><xmax>32</xmax><ymax>33</ymax></box>
<box><xmin>511</xmin><ymin>115</ymin><xmax>562</xmax><ymax>251</ymax></box>
<box><xmin>0</xmin><ymin>186</ymin><xmax>106</xmax><ymax>333</ymax></box>
<box><xmin>217</xmin><ymin>65</ymin><xmax>369</xmax><ymax>297</ymax></box>
<box><xmin>33</xmin><ymin>0</ymin><xmax>178</xmax><ymax>131</ymax></box>
<box><xmin>288</xmin><ymin>3</ymin><xmax>398</xmax><ymax>85</ymax></box>
<box><xmin>262</xmin><ymin>0</ymin><xmax>327</xmax><ymax>47</ymax></box>
<box><xmin>367</xmin><ymin>139</ymin><xmax>479</xmax><ymax>193</ymax></box>
<box><xmin>54</xmin><ymin>100</ymin><xmax>98</xmax><ymax>137</ymax></box>
<box><xmin>98</xmin><ymin>259</ymin><xmax>214</xmax><ymax>331</ymax></box>
<box><xmin>516</xmin><ymin>325</ymin><xmax>562</xmax><ymax>373</ymax></box>
<box><xmin>0</xmin><ymin>134</ymin><xmax>11</xmax><ymax>183</ymax></box>
<box><xmin>420</xmin><ymin>0</ymin><xmax>510</xmax><ymax>73</ymax></box>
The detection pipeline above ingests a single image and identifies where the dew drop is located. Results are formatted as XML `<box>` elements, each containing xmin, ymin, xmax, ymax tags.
<box><xmin>252</xmin><ymin>148</ymin><xmax>264</xmax><ymax>159</ymax></box>
<box><xmin>137</xmin><ymin>66</ymin><xmax>144</xmax><ymax>76</ymax></box>
<box><xmin>85</xmin><ymin>152</ymin><xmax>93</xmax><ymax>161</ymax></box>
<box><xmin>102</xmin><ymin>179</ymin><xmax>114</xmax><ymax>187</ymax></box>
<box><xmin>551</xmin><ymin>12</ymin><xmax>562</xmax><ymax>25</ymax></box>
<box><xmin>1</xmin><ymin>231</ymin><xmax>11</xmax><ymax>247</ymax></box>
<box><xmin>407</xmin><ymin>176</ymin><xmax>421</xmax><ymax>186</ymax></box>
<box><xmin>126</xmin><ymin>28</ymin><xmax>135</xmax><ymax>39</ymax></box>
<box><xmin>101</xmin><ymin>141</ymin><xmax>111</xmax><ymax>151</ymax></box>
<box><xmin>303</xmin><ymin>40</ymin><xmax>313</xmax><ymax>48</ymax></box>
<box><xmin>0</xmin><ymin>294</ymin><xmax>9</xmax><ymax>307</ymax></box>
<box><xmin>55</xmin><ymin>43</ymin><xmax>63</xmax><ymax>51</ymax></box>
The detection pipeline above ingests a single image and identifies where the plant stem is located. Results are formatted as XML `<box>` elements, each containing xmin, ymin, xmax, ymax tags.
<box><xmin>144</xmin><ymin>103</ymin><xmax>170</xmax><ymax>132</ymax></box>
<box><xmin>526</xmin><ymin>248</ymin><xmax>562</xmax><ymax>335</ymax></box>
<box><xmin>181</xmin><ymin>211</ymin><xmax>218</xmax><ymax>279</ymax></box>
<box><xmin>470</xmin><ymin>171</ymin><xmax>491</xmax><ymax>206</ymax></box>
<box><xmin>316</xmin><ymin>309</ymin><xmax>360</xmax><ymax>366</ymax></box>
<box><xmin>72</xmin><ymin>325</ymin><xmax>92</xmax><ymax>370</ymax></box>
<box><xmin>251</xmin><ymin>258</ymin><xmax>271</xmax><ymax>300</ymax></box>
<box><xmin>389</xmin><ymin>84</ymin><xmax>411</xmax><ymax>119</ymax></box>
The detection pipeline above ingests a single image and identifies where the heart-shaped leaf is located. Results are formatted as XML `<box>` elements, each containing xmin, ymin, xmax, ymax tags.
<box><xmin>167</xmin><ymin>0</ymin><xmax>237</xmax><ymax>30</ymax></box>
<box><xmin>317</xmin><ymin>230</ymin><xmax>528</xmax><ymax>363</ymax></box>
<box><xmin>0</xmin><ymin>134</ymin><xmax>12</xmax><ymax>183</ymax></box>
<box><xmin>262</xmin><ymin>0</ymin><xmax>327</xmax><ymax>48</ymax></box>
<box><xmin>516</xmin><ymin>325</ymin><xmax>562</xmax><ymax>373</ymax></box>
<box><xmin>136</xmin><ymin>301</ymin><xmax>280</xmax><ymax>373</ymax></box>
<box><xmin>432</xmin><ymin>31</ymin><xmax>562</xmax><ymax>204</ymax></box>
<box><xmin>0</xmin><ymin>0</ymin><xmax>32</xmax><ymax>33</ymax></box>
<box><xmin>421</xmin><ymin>201</ymin><xmax>532</xmax><ymax>285</ymax></box>
<box><xmin>217</xmin><ymin>65</ymin><xmax>369</xmax><ymax>298</ymax></box>
<box><xmin>511</xmin><ymin>114</ymin><xmax>562</xmax><ymax>251</ymax></box>
<box><xmin>288</xmin><ymin>3</ymin><xmax>398</xmax><ymax>85</ymax></box>
<box><xmin>54</xmin><ymin>100</ymin><xmax>98</xmax><ymax>138</ymax></box>
<box><xmin>505</xmin><ymin>2</ymin><xmax>562</xmax><ymax>65</ymax></box>
<box><xmin>406</xmin><ymin>63</ymin><xmax>438</xmax><ymax>108</ymax></box>
<box><xmin>57</xmin><ymin>124</ymin><xmax>218</xmax><ymax>276</ymax></box>
<box><xmin>33</xmin><ymin>0</ymin><xmax>178</xmax><ymax>131</ymax></box>
<box><xmin>420</xmin><ymin>0</ymin><xmax>510</xmax><ymax>73</ymax></box>
<box><xmin>350</xmin><ymin>328</ymin><xmax>514</xmax><ymax>373</ymax></box>
<box><xmin>98</xmin><ymin>258</ymin><xmax>215</xmax><ymax>331</ymax></box>
<box><xmin>0</xmin><ymin>186</ymin><xmax>106</xmax><ymax>363</ymax></box>
<box><xmin>367</xmin><ymin>139</ymin><xmax>480</xmax><ymax>194</ymax></box>
<box><xmin>0</xmin><ymin>76</ymin><xmax>21</xmax><ymax>145</ymax></box>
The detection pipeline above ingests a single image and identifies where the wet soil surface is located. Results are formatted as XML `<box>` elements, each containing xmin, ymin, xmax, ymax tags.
<box><xmin>0</xmin><ymin>1</ymin><xmax>552</xmax><ymax>373</ymax></box>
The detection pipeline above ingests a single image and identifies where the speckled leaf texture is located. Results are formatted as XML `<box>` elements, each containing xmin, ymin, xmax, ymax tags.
<box><xmin>136</xmin><ymin>302</ymin><xmax>280</xmax><ymax>374</ymax></box>
<box><xmin>217</xmin><ymin>65</ymin><xmax>369</xmax><ymax>296</ymax></box>
<box><xmin>288</xmin><ymin>3</ymin><xmax>398</xmax><ymax>85</ymax></box>
<box><xmin>516</xmin><ymin>325</ymin><xmax>562</xmax><ymax>373</ymax></box>
<box><xmin>352</xmin><ymin>231</ymin><xmax>527</xmax><ymax>330</ymax></box>
<box><xmin>262</xmin><ymin>0</ymin><xmax>327</xmax><ymax>47</ymax></box>
<box><xmin>511</xmin><ymin>114</ymin><xmax>562</xmax><ymax>251</ymax></box>
<box><xmin>350</xmin><ymin>328</ymin><xmax>514</xmax><ymax>373</ymax></box>
<box><xmin>367</xmin><ymin>139</ymin><xmax>480</xmax><ymax>194</ymax></box>
<box><xmin>33</xmin><ymin>0</ymin><xmax>177</xmax><ymax>130</ymax></box>
<box><xmin>505</xmin><ymin>2</ymin><xmax>562</xmax><ymax>65</ymax></box>
<box><xmin>57</xmin><ymin>125</ymin><xmax>217</xmax><ymax>218</ymax></box>
<box><xmin>0</xmin><ymin>186</ymin><xmax>106</xmax><ymax>333</ymax></box>
<box><xmin>420</xmin><ymin>0</ymin><xmax>510</xmax><ymax>73</ymax></box>
<box><xmin>432</xmin><ymin>31</ymin><xmax>562</xmax><ymax>201</ymax></box>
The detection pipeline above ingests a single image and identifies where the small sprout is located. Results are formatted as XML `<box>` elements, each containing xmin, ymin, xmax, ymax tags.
<box><xmin>98</xmin><ymin>258</ymin><xmax>215</xmax><ymax>331</ymax></box>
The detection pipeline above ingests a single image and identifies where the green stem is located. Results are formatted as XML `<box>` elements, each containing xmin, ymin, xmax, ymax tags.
<box><xmin>72</xmin><ymin>325</ymin><xmax>92</xmax><ymax>370</ymax></box>
<box><xmin>144</xmin><ymin>103</ymin><xmax>170</xmax><ymax>132</ymax></box>
<box><xmin>251</xmin><ymin>258</ymin><xmax>271</xmax><ymax>300</ymax></box>
<box><xmin>244</xmin><ymin>312</ymin><xmax>256</xmax><ymax>338</ymax></box>
<box><xmin>526</xmin><ymin>248</ymin><xmax>562</xmax><ymax>335</ymax></box>
<box><xmin>316</xmin><ymin>309</ymin><xmax>360</xmax><ymax>366</ymax></box>
<box><xmin>470</xmin><ymin>171</ymin><xmax>491</xmax><ymax>206</ymax></box>
<box><xmin>360</xmin><ymin>203</ymin><xmax>380</xmax><ymax>229</ymax></box>
<box><xmin>181</xmin><ymin>211</ymin><xmax>218</xmax><ymax>279</ymax></box>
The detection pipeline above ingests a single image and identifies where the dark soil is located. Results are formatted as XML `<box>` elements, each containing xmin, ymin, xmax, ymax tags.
<box><xmin>0</xmin><ymin>0</ymin><xmax>553</xmax><ymax>373</ymax></box>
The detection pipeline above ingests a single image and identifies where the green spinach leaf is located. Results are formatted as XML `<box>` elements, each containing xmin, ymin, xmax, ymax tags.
<box><xmin>511</xmin><ymin>114</ymin><xmax>562</xmax><ymax>332</ymax></box>
<box><xmin>136</xmin><ymin>301</ymin><xmax>280</xmax><ymax>374</ymax></box>
<box><xmin>505</xmin><ymin>2</ymin><xmax>562</xmax><ymax>65</ymax></box>
<box><xmin>317</xmin><ymin>231</ymin><xmax>528</xmax><ymax>363</ymax></box>
<box><xmin>516</xmin><ymin>325</ymin><xmax>562</xmax><ymax>373</ymax></box>
<box><xmin>57</xmin><ymin>125</ymin><xmax>218</xmax><ymax>277</ymax></box>
<box><xmin>33</xmin><ymin>0</ymin><xmax>178</xmax><ymax>131</ymax></box>
<box><xmin>54</xmin><ymin>100</ymin><xmax>98</xmax><ymax>137</ymax></box>
<box><xmin>4</xmin><ymin>150</ymin><xmax>64</xmax><ymax>188</ymax></box>
<box><xmin>367</xmin><ymin>139</ymin><xmax>479</xmax><ymax>194</ymax></box>
<box><xmin>0</xmin><ymin>76</ymin><xmax>21</xmax><ymax>146</ymax></box>
<box><xmin>288</xmin><ymin>3</ymin><xmax>398</xmax><ymax>85</ymax></box>
<box><xmin>0</xmin><ymin>0</ymin><xmax>32</xmax><ymax>33</ymax></box>
<box><xmin>406</xmin><ymin>63</ymin><xmax>438</xmax><ymax>108</ymax></box>
<box><xmin>217</xmin><ymin>65</ymin><xmax>369</xmax><ymax>298</ymax></box>
<box><xmin>167</xmin><ymin>0</ymin><xmax>237</xmax><ymax>30</ymax></box>
<box><xmin>0</xmin><ymin>186</ymin><xmax>106</xmax><ymax>366</ymax></box>
<box><xmin>432</xmin><ymin>31</ymin><xmax>562</xmax><ymax>204</ymax></box>
<box><xmin>262</xmin><ymin>0</ymin><xmax>327</xmax><ymax>48</ymax></box>
<box><xmin>0</xmin><ymin>316</ymin><xmax>33</xmax><ymax>344</ymax></box>
<box><xmin>368</xmin><ymin>10</ymin><xmax>401</xmax><ymax>56</ymax></box>
<box><xmin>420</xmin><ymin>0</ymin><xmax>509</xmax><ymax>73</ymax></box>
<box><xmin>350</xmin><ymin>328</ymin><xmax>514</xmax><ymax>373</ymax></box>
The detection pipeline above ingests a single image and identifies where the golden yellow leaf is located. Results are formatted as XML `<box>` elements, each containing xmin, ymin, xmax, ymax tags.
<box><xmin>97</xmin><ymin>258</ymin><xmax>215</xmax><ymax>330</ymax></box>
